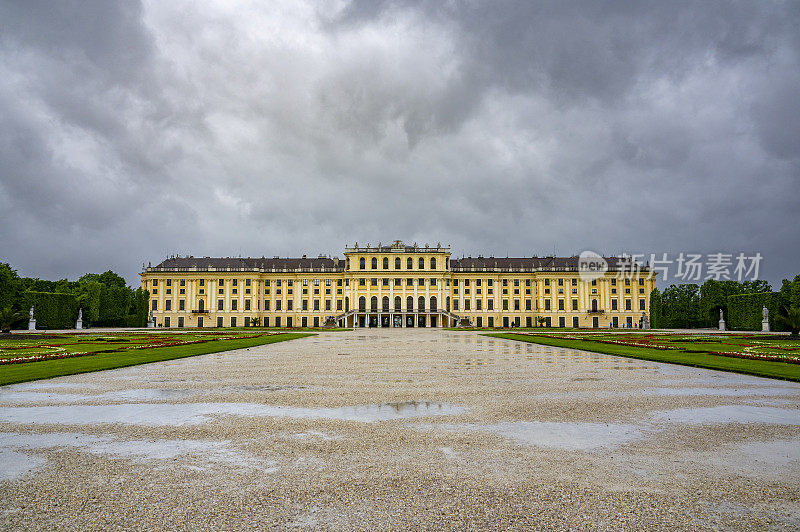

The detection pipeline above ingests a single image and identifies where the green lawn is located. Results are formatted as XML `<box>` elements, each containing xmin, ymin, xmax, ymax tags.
<box><xmin>485</xmin><ymin>332</ymin><xmax>800</xmax><ymax>382</ymax></box>
<box><xmin>0</xmin><ymin>332</ymin><xmax>313</xmax><ymax>386</ymax></box>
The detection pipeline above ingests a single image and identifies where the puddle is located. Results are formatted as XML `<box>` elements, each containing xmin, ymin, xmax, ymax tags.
<box><xmin>650</xmin><ymin>406</ymin><xmax>800</xmax><ymax>425</ymax></box>
<box><xmin>478</xmin><ymin>421</ymin><xmax>643</xmax><ymax>451</ymax></box>
<box><xmin>0</xmin><ymin>448</ymin><xmax>46</xmax><ymax>481</ymax></box>
<box><xmin>0</xmin><ymin>386</ymin><xmax>301</xmax><ymax>405</ymax></box>
<box><xmin>0</xmin><ymin>432</ymin><xmax>275</xmax><ymax>480</ymax></box>
<box><xmin>0</xmin><ymin>401</ymin><xmax>465</xmax><ymax>426</ymax></box>
<box><xmin>534</xmin><ymin>387</ymin><xmax>800</xmax><ymax>401</ymax></box>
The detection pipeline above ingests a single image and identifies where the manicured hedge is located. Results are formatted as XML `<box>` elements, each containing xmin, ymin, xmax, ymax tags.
<box><xmin>21</xmin><ymin>291</ymin><xmax>79</xmax><ymax>329</ymax></box>
<box><xmin>727</xmin><ymin>292</ymin><xmax>779</xmax><ymax>331</ymax></box>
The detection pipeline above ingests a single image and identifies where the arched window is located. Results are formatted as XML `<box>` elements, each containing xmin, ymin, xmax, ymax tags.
<box><xmin>407</xmin><ymin>296</ymin><xmax>414</xmax><ymax>311</ymax></box>
<box><xmin>383</xmin><ymin>257</ymin><xmax>389</xmax><ymax>269</ymax></box>
<box><xmin>418</xmin><ymin>296</ymin><xmax>425</xmax><ymax>311</ymax></box>
<box><xmin>371</xmin><ymin>296</ymin><xmax>378</xmax><ymax>311</ymax></box>
<box><xmin>358</xmin><ymin>296</ymin><xmax>366</xmax><ymax>311</ymax></box>
<box><xmin>345</xmin><ymin>297</ymin><xmax>350</xmax><ymax>311</ymax></box>
<box><xmin>407</xmin><ymin>257</ymin><xmax>413</xmax><ymax>269</ymax></box>
<box><xmin>198</xmin><ymin>299</ymin><xmax>205</xmax><ymax>311</ymax></box>
<box><xmin>430</xmin><ymin>296</ymin><xmax>437</xmax><ymax>311</ymax></box>
<box><xmin>382</xmin><ymin>296</ymin><xmax>389</xmax><ymax>311</ymax></box>
<box><xmin>446</xmin><ymin>297</ymin><xmax>450</xmax><ymax>311</ymax></box>
<box><xmin>371</xmin><ymin>257</ymin><xmax>377</xmax><ymax>269</ymax></box>
<box><xmin>394</xmin><ymin>296</ymin><xmax>401</xmax><ymax>310</ymax></box>
<box><xmin>359</xmin><ymin>258</ymin><xmax>365</xmax><ymax>270</ymax></box>
<box><xmin>419</xmin><ymin>257</ymin><xmax>425</xmax><ymax>269</ymax></box>
<box><xmin>430</xmin><ymin>258</ymin><xmax>436</xmax><ymax>270</ymax></box>
<box><xmin>395</xmin><ymin>257</ymin><xmax>401</xmax><ymax>269</ymax></box>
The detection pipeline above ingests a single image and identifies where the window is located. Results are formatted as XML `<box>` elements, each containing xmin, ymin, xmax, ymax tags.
<box><xmin>407</xmin><ymin>257</ymin><xmax>413</xmax><ymax>269</ymax></box>
<box><xmin>544</xmin><ymin>299</ymin><xmax>551</xmax><ymax>310</ymax></box>
<box><xmin>302</xmin><ymin>300</ymin><xmax>308</xmax><ymax>311</ymax></box>
<box><xmin>431</xmin><ymin>297</ymin><xmax>437</xmax><ymax>311</ymax></box>
<box><xmin>477</xmin><ymin>300</ymin><xmax>482</xmax><ymax>310</ymax></box>
<box><xmin>230</xmin><ymin>317</ymin><xmax>235</xmax><ymax>327</ymax></box>
<box><xmin>514</xmin><ymin>300</ymin><xmax>520</xmax><ymax>311</ymax></box>
<box><xmin>231</xmin><ymin>300</ymin><xmax>237</xmax><ymax>311</ymax></box>
<box><xmin>371</xmin><ymin>278</ymin><xmax>378</xmax><ymax>286</ymax></box>
<box><xmin>639</xmin><ymin>299</ymin><xmax>646</xmax><ymax>310</ymax></box>
<box><xmin>453</xmin><ymin>300</ymin><xmax>459</xmax><ymax>311</ymax></box>
<box><xmin>218</xmin><ymin>299</ymin><xmax>224</xmax><ymax>311</ymax></box>
<box><xmin>231</xmin><ymin>279</ymin><xmax>237</xmax><ymax>286</ymax></box>
<box><xmin>395</xmin><ymin>257</ymin><xmax>401</xmax><ymax>269</ymax></box>
<box><xmin>314</xmin><ymin>300</ymin><xmax>320</xmax><ymax>311</ymax></box>
<box><xmin>395</xmin><ymin>278</ymin><xmax>401</xmax><ymax>286</ymax></box>
<box><xmin>360</xmin><ymin>257</ymin><xmax>365</xmax><ymax>269</ymax></box>
<box><xmin>430</xmin><ymin>278</ymin><xmax>436</xmax><ymax>286</ymax></box>
<box><xmin>382</xmin><ymin>278</ymin><xmax>389</xmax><ymax>286</ymax></box>
<box><xmin>382</xmin><ymin>296</ymin><xmax>389</xmax><ymax>311</ymax></box>
<box><xmin>383</xmin><ymin>257</ymin><xmax>389</xmax><ymax>269</ymax></box>
<box><xmin>503</xmin><ymin>300</ymin><xmax>509</xmax><ymax>311</ymax></box>
<box><xmin>165</xmin><ymin>300</ymin><xmax>171</xmax><ymax>311</ymax></box>
<box><xmin>558</xmin><ymin>299</ymin><xmax>565</xmax><ymax>311</ymax></box>
<box><xmin>418</xmin><ymin>278</ymin><xmax>425</xmax><ymax>286</ymax></box>
<box><xmin>245</xmin><ymin>279</ymin><xmax>250</xmax><ymax>286</ymax></box>
<box><xmin>487</xmin><ymin>300</ymin><xmax>493</xmax><ymax>310</ymax></box>
<box><xmin>544</xmin><ymin>279</ymin><xmax>549</xmax><ymax>286</ymax></box>
<box><xmin>430</xmin><ymin>258</ymin><xmax>436</xmax><ymax>269</ymax></box>
<box><xmin>179</xmin><ymin>300</ymin><xmax>185</xmax><ymax>311</ymax></box>
<box><xmin>418</xmin><ymin>296</ymin><xmax>425</xmax><ymax>311</ymax></box>
<box><xmin>152</xmin><ymin>279</ymin><xmax>159</xmax><ymax>287</ymax></box>
<box><xmin>371</xmin><ymin>257</ymin><xmax>378</xmax><ymax>269</ymax></box>
<box><xmin>464</xmin><ymin>299</ymin><xmax>470</xmax><ymax>311</ymax></box>
<box><xmin>287</xmin><ymin>300</ymin><xmax>293</xmax><ymax>310</ymax></box>
<box><xmin>371</xmin><ymin>296</ymin><xmax>378</xmax><ymax>311</ymax></box>
<box><xmin>572</xmin><ymin>299</ymin><xmax>578</xmax><ymax>311</ymax></box>
<box><xmin>337</xmin><ymin>300</ymin><xmax>342</xmax><ymax>311</ymax></box>
<box><xmin>264</xmin><ymin>300</ymin><xmax>270</xmax><ymax>311</ymax></box>
<box><xmin>526</xmin><ymin>300</ymin><xmax>532</xmax><ymax>311</ymax></box>
<box><xmin>625</xmin><ymin>299</ymin><xmax>632</xmax><ymax>311</ymax></box>
<box><xmin>152</xmin><ymin>289</ymin><xmax>158</xmax><ymax>295</ymax></box>
<box><xmin>178</xmin><ymin>317</ymin><xmax>184</xmax><ymax>328</ymax></box>
<box><xmin>359</xmin><ymin>278</ymin><xmax>366</xmax><ymax>286</ymax></box>
<box><xmin>395</xmin><ymin>296</ymin><xmax>401</xmax><ymax>310</ymax></box>
<box><xmin>558</xmin><ymin>278</ymin><xmax>564</xmax><ymax>286</ymax></box>
<box><xmin>180</xmin><ymin>279</ymin><xmax>186</xmax><ymax>287</ymax></box>
<box><xmin>487</xmin><ymin>279</ymin><xmax>493</xmax><ymax>286</ymax></box>
<box><xmin>359</xmin><ymin>296</ymin><xmax>366</xmax><ymax>311</ymax></box>
<box><xmin>276</xmin><ymin>300</ymin><xmax>282</xmax><ymax>311</ymax></box>
<box><xmin>407</xmin><ymin>296</ymin><xmax>413</xmax><ymax>311</ymax></box>
<box><xmin>406</xmin><ymin>278</ymin><xmax>413</xmax><ymax>286</ymax></box>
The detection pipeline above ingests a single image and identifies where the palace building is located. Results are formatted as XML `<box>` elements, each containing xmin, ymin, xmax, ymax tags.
<box><xmin>140</xmin><ymin>241</ymin><xmax>655</xmax><ymax>329</ymax></box>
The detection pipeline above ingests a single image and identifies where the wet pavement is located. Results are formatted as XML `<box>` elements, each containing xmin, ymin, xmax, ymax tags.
<box><xmin>1</xmin><ymin>329</ymin><xmax>799</xmax><ymax>529</ymax></box>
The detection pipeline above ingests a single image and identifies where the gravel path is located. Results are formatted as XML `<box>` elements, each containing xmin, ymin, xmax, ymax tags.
<box><xmin>1</xmin><ymin>329</ymin><xmax>799</xmax><ymax>530</ymax></box>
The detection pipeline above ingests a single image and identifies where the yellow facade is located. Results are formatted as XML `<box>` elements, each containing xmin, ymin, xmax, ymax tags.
<box><xmin>140</xmin><ymin>241</ymin><xmax>656</xmax><ymax>329</ymax></box>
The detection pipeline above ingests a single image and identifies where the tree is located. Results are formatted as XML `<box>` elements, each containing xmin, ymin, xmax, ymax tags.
<box><xmin>0</xmin><ymin>263</ymin><xmax>20</xmax><ymax>309</ymax></box>
<box><xmin>0</xmin><ymin>307</ymin><xmax>25</xmax><ymax>333</ymax></box>
<box><xmin>649</xmin><ymin>288</ymin><xmax>662</xmax><ymax>328</ymax></box>
<box><xmin>777</xmin><ymin>307</ymin><xmax>800</xmax><ymax>337</ymax></box>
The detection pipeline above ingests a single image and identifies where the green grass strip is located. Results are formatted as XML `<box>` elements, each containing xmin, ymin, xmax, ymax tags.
<box><xmin>0</xmin><ymin>333</ymin><xmax>313</xmax><ymax>386</ymax></box>
<box><xmin>484</xmin><ymin>333</ymin><xmax>800</xmax><ymax>383</ymax></box>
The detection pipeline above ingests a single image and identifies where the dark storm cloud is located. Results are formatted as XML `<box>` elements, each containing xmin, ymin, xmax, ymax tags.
<box><xmin>0</xmin><ymin>1</ymin><xmax>798</xmax><ymax>287</ymax></box>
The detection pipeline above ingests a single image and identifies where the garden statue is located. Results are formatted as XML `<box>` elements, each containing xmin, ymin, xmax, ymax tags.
<box><xmin>147</xmin><ymin>312</ymin><xmax>155</xmax><ymax>328</ymax></box>
<box><xmin>28</xmin><ymin>306</ymin><xmax>36</xmax><ymax>331</ymax></box>
<box><xmin>718</xmin><ymin>308</ymin><xmax>726</xmax><ymax>331</ymax></box>
<box><xmin>75</xmin><ymin>308</ymin><xmax>83</xmax><ymax>330</ymax></box>
<box><xmin>762</xmin><ymin>305</ymin><xmax>770</xmax><ymax>332</ymax></box>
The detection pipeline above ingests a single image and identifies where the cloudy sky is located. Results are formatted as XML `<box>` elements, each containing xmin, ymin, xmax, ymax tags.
<box><xmin>1</xmin><ymin>0</ymin><xmax>798</xmax><ymax>287</ymax></box>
